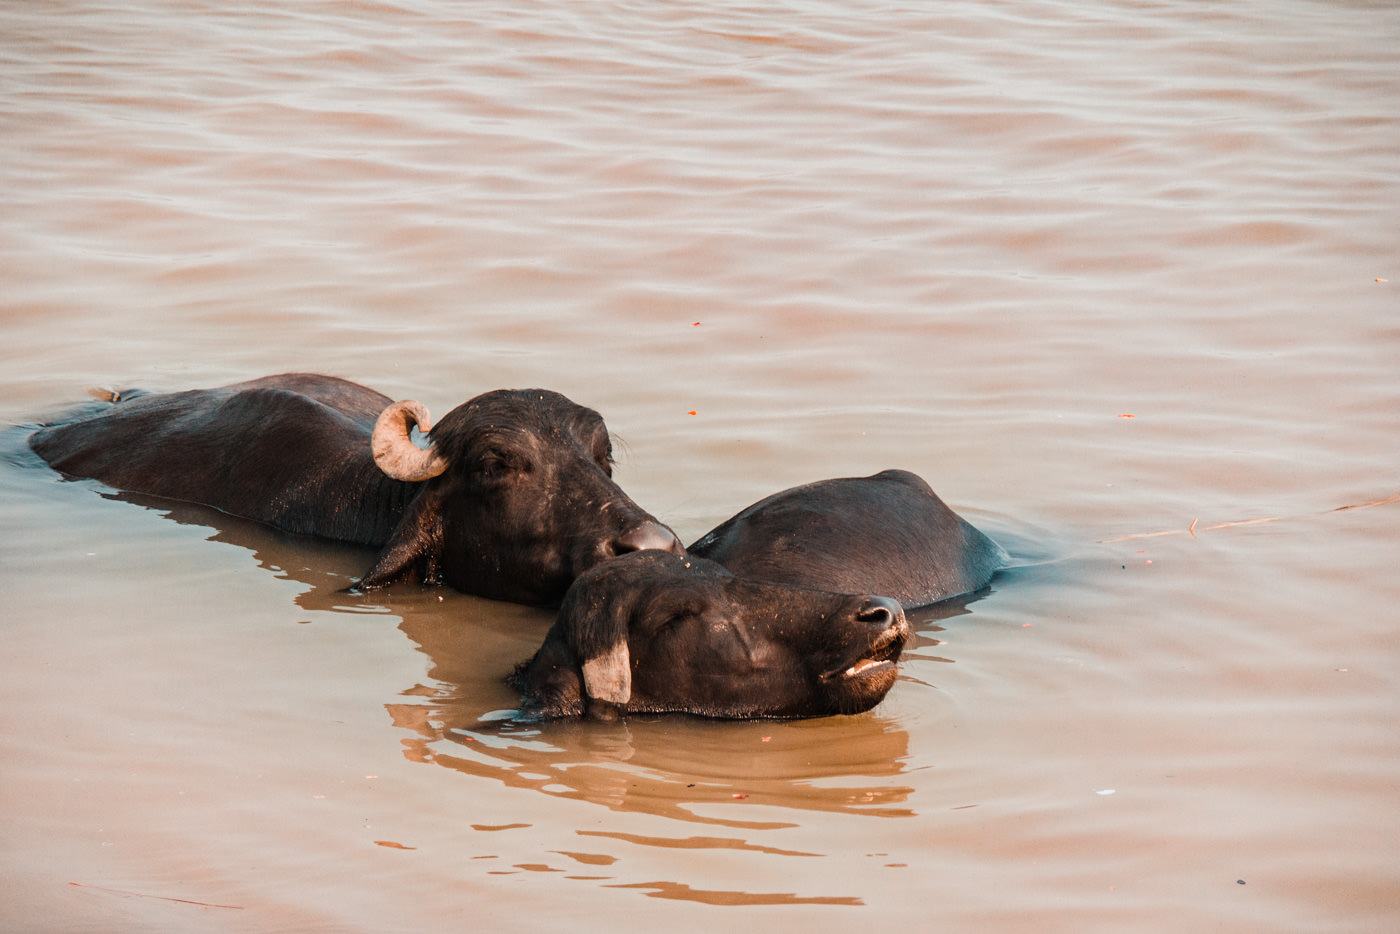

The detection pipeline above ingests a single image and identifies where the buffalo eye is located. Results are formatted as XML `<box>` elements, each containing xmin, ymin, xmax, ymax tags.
<box><xmin>475</xmin><ymin>447</ymin><xmax>533</xmax><ymax>481</ymax></box>
<box><xmin>592</xmin><ymin>435</ymin><xmax>615</xmax><ymax>476</ymax></box>
<box><xmin>644</xmin><ymin>596</ymin><xmax>707</xmax><ymax>634</ymax></box>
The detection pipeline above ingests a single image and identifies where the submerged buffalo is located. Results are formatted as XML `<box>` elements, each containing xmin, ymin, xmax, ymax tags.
<box><xmin>512</xmin><ymin>550</ymin><xmax>909</xmax><ymax>720</ymax></box>
<box><xmin>689</xmin><ymin>469</ymin><xmax>1008</xmax><ymax>608</ymax></box>
<box><xmin>29</xmin><ymin>373</ymin><xmax>682</xmax><ymax>604</ymax></box>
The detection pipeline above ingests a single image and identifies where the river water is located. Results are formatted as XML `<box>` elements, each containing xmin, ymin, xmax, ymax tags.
<box><xmin>2</xmin><ymin>1</ymin><xmax>1397</xmax><ymax>931</ymax></box>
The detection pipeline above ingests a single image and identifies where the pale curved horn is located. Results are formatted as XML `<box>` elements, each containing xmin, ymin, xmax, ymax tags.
<box><xmin>581</xmin><ymin>642</ymin><xmax>632</xmax><ymax>706</ymax></box>
<box><xmin>371</xmin><ymin>400</ymin><xmax>448</xmax><ymax>482</ymax></box>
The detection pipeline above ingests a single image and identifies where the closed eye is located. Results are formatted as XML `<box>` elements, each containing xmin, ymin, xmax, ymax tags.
<box><xmin>593</xmin><ymin>434</ymin><xmax>616</xmax><ymax>475</ymax></box>
<box><xmin>476</xmin><ymin>447</ymin><xmax>533</xmax><ymax>479</ymax></box>
<box><xmin>644</xmin><ymin>597</ymin><xmax>707</xmax><ymax>634</ymax></box>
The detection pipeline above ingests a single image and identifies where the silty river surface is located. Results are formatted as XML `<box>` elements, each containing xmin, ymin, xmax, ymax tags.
<box><xmin>1</xmin><ymin>1</ymin><xmax>1397</xmax><ymax>931</ymax></box>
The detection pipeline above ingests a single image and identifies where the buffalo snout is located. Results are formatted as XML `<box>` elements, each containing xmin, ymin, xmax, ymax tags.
<box><xmin>855</xmin><ymin>595</ymin><xmax>905</xmax><ymax>633</ymax></box>
<box><xmin>821</xmin><ymin>594</ymin><xmax>909</xmax><ymax>713</ymax></box>
<box><xmin>608</xmin><ymin>520</ymin><xmax>685</xmax><ymax>558</ymax></box>
<box><xmin>570</xmin><ymin>506</ymin><xmax>684</xmax><ymax>585</ymax></box>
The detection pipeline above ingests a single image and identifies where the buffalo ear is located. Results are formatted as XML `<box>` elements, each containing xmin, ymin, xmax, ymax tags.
<box><xmin>357</xmin><ymin>489</ymin><xmax>445</xmax><ymax>588</ymax></box>
<box><xmin>559</xmin><ymin>574</ymin><xmax>634</xmax><ymax>709</ymax></box>
<box><xmin>581</xmin><ymin>642</ymin><xmax>631</xmax><ymax>707</ymax></box>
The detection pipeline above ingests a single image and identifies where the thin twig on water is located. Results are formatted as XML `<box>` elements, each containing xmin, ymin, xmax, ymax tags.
<box><xmin>1098</xmin><ymin>493</ymin><xmax>1399</xmax><ymax>544</ymax></box>
<box><xmin>68</xmin><ymin>882</ymin><xmax>243</xmax><ymax>910</ymax></box>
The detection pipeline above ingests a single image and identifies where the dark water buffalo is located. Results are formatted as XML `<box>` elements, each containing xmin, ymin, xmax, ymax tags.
<box><xmin>689</xmin><ymin>469</ymin><xmax>1008</xmax><ymax>609</ymax></box>
<box><xmin>512</xmin><ymin>550</ymin><xmax>909</xmax><ymax>720</ymax></box>
<box><xmin>29</xmin><ymin>373</ymin><xmax>682</xmax><ymax>604</ymax></box>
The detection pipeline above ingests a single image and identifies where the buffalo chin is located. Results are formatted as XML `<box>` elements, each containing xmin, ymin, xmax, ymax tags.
<box><xmin>817</xmin><ymin>664</ymin><xmax>899</xmax><ymax>716</ymax></box>
<box><xmin>820</xmin><ymin>636</ymin><xmax>904</xmax><ymax>715</ymax></box>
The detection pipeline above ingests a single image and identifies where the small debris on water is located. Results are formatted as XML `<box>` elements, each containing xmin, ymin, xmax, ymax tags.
<box><xmin>1096</xmin><ymin>789</ymin><xmax>1115</xmax><ymax>796</ymax></box>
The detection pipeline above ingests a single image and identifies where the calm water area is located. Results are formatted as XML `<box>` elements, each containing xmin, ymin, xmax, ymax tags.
<box><xmin>2</xmin><ymin>1</ymin><xmax>1397</xmax><ymax>930</ymax></box>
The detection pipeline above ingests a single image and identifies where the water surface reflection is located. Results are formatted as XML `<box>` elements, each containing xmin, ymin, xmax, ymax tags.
<box><xmin>390</xmin><ymin>588</ymin><xmax>927</xmax><ymax>829</ymax></box>
<box><xmin>47</xmin><ymin>474</ymin><xmax>940</xmax><ymax>830</ymax></box>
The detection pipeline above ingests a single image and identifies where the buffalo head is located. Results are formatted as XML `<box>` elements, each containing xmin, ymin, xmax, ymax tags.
<box><xmin>361</xmin><ymin>387</ymin><xmax>683</xmax><ymax>603</ymax></box>
<box><xmin>511</xmin><ymin>550</ymin><xmax>910</xmax><ymax>720</ymax></box>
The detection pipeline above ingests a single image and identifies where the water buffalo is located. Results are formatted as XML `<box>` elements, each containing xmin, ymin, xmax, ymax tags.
<box><xmin>688</xmin><ymin>469</ymin><xmax>1008</xmax><ymax>609</ymax></box>
<box><xmin>511</xmin><ymin>550</ymin><xmax>909</xmax><ymax>720</ymax></box>
<box><xmin>29</xmin><ymin>373</ymin><xmax>682</xmax><ymax>604</ymax></box>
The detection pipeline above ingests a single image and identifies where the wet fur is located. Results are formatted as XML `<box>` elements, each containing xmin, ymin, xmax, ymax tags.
<box><xmin>690</xmin><ymin>469</ymin><xmax>1007</xmax><ymax>608</ymax></box>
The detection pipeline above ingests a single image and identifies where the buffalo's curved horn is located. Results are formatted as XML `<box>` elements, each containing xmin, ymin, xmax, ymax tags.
<box><xmin>371</xmin><ymin>400</ymin><xmax>448</xmax><ymax>482</ymax></box>
<box><xmin>581</xmin><ymin>642</ymin><xmax>632</xmax><ymax>706</ymax></box>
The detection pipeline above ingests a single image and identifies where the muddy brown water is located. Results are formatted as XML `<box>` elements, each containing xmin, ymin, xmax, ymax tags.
<box><xmin>2</xmin><ymin>1</ymin><xmax>1397</xmax><ymax>930</ymax></box>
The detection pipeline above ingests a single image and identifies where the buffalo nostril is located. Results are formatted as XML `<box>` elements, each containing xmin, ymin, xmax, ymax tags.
<box><xmin>856</xmin><ymin>596</ymin><xmax>906</xmax><ymax>631</ymax></box>
<box><xmin>613</xmin><ymin>521</ymin><xmax>684</xmax><ymax>556</ymax></box>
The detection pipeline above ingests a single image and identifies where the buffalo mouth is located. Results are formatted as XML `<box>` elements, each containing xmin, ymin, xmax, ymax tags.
<box><xmin>823</xmin><ymin>628</ymin><xmax>906</xmax><ymax>686</ymax></box>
